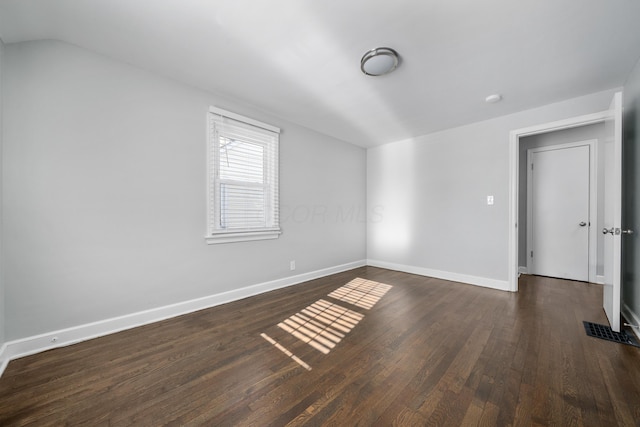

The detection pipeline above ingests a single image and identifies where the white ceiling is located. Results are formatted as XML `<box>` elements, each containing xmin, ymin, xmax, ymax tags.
<box><xmin>1</xmin><ymin>0</ymin><xmax>640</xmax><ymax>147</ymax></box>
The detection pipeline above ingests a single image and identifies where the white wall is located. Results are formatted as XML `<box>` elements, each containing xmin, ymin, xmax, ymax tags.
<box><xmin>518</xmin><ymin>123</ymin><xmax>606</xmax><ymax>275</ymax></box>
<box><xmin>623</xmin><ymin>56</ymin><xmax>640</xmax><ymax>330</ymax></box>
<box><xmin>0</xmin><ymin>37</ymin><xmax>5</xmax><ymax>348</ymax></box>
<box><xmin>2</xmin><ymin>40</ymin><xmax>366</xmax><ymax>341</ymax></box>
<box><xmin>367</xmin><ymin>89</ymin><xmax>616</xmax><ymax>288</ymax></box>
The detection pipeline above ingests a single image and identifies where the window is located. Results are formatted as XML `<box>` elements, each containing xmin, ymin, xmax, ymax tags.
<box><xmin>206</xmin><ymin>107</ymin><xmax>280</xmax><ymax>244</ymax></box>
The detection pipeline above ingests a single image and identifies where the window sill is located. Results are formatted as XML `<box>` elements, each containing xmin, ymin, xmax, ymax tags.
<box><xmin>205</xmin><ymin>229</ymin><xmax>281</xmax><ymax>245</ymax></box>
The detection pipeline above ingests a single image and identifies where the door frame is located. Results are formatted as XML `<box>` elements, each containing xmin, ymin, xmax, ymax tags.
<box><xmin>509</xmin><ymin>111</ymin><xmax>609</xmax><ymax>292</ymax></box>
<box><xmin>525</xmin><ymin>140</ymin><xmax>598</xmax><ymax>282</ymax></box>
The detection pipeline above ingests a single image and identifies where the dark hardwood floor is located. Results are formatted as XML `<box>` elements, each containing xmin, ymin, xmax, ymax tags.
<box><xmin>1</xmin><ymin>267</ymin><xmax>639</xmax><ymax>426</ymax></box>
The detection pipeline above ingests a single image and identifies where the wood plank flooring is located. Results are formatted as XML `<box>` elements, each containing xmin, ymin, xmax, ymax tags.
<box><xmin>1</xmin><ymin>267</ymin><xmax>640</xmax><ymax>426</ymax></box>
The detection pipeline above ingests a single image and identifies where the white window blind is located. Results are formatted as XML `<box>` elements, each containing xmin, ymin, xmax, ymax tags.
<box><xmin>206</xmin><ymin>107</ymin><xmax>280</xmax><ymax>244</ymax></box>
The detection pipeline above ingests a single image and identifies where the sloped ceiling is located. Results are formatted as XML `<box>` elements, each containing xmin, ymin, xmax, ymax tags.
<box><xmin>1</xmin><ymin>0</ymin><xmax>640</xmax><ymax>147</ymax></box>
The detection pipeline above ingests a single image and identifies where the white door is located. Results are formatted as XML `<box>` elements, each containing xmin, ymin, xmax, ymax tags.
<box><xmin>603</xmin><ymin>92</ymin><xmax>623</xmax><ymax>332</ymax></box>
<box><xmin>529</xmin><ymin>145</ymin><xmax>590</xmax><ymax>281</ymax></box>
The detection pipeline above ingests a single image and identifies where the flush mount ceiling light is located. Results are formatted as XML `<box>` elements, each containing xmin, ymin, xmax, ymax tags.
<box><xmin>361</xmin><ymin>47</ymin><xmax>399</xmax><ymax>76</ymax></box>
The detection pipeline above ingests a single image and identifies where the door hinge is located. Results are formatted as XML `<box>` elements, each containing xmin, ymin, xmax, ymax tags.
<box><xmin>530</xmin><ymin>250</ymin><xmax>533</xmax><ymax>258</ymax></box>
<box><xmin>531</xmin><ymin>163</ymin><xmax>534</xmax><ymax>170</ymax></box>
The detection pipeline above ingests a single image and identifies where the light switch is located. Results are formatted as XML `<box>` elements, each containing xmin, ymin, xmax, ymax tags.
<box><xmin>487</xmin><ymin>195</ymin><xmax>494</xmax><ymax>205</ymax></box>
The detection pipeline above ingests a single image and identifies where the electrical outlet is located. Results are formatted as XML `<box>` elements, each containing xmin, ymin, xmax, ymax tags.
<box><xmin>487</xmin><ymin>195</ymin><xmax>494</xmax><ymax>205</ymax></box>
<box><xmin>290</xmin><ymin>260</ymin><xmax>296</xmax><ymax>271</ymax></box>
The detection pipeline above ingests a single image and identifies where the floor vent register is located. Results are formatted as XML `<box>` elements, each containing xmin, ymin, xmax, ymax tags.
<box><xmin>583</xmin><ymin>321</ymin><xmax>640</xmax><ymax>347</ymax></box>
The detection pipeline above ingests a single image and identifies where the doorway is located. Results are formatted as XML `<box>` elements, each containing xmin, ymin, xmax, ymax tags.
<box><xmin>509</xmin><ymin>92</ymin><xmax>624</xmax><ymax>331</ymax></box>
<box><xmin>508</xmin><ymin>111</ymin><xmax>610</xmax><ymax>292</ymax></box>
<box><xmin>518</xmin><ymin>126</ymin><xmax>604</xmax><ymax>285</ymax></box>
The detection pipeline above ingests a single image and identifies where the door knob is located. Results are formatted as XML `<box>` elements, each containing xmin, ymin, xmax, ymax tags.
<box><xmin>579</xmin><ymin>222</ymin><xmax>587</xmax><ymax>227</ymax></box>
<box><xmin>603</xmin><ymin>227</ymin><xmax>615</xmax><ymax>235</ymax></box>
<box><xmin>622</xmin><ymin>229</ymin><xmax>634</xmax><ymax>235</ymax></box>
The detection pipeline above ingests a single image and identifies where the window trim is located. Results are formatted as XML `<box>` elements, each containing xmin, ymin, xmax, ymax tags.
<box><xmin>205</xmin><ymin>106</ymin><xmax>281</xmax><ymax>245</ymax></box>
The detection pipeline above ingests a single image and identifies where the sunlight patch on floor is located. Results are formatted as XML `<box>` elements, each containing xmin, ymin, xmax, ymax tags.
<box><xmin>328</xmin><ymin>277</ymin><xmax>392</xmax><ymax>309</ymax></box>
<box><xmin>261</xmin><ymin>333</ymin><xmax>312</xmax><ymax>371</ymax></box>
<box><xmin>278</xmin><ymin>299</ymin><xmax>364</xmax><ymax>354</ymax></box>
<box><xmin>263</xmin><ymin>278</ymin><xmax>393</xmax><ymax>370</ymax></box>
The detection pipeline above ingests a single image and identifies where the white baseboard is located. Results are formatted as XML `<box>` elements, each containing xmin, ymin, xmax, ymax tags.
<box><xmin>366</xmin><ymin>259</ymin><xmax>511</xmax><ymax>292</ymax></box>
<box><xmin>596</xmin><ymin>275</ymin><xmax>605</xmax><ymax>285</ymax></box>
<box><xmin>518</xmin><ymin>266</ymin><xmax>528</xmax><ymax>275</ymax></box>
<box><xmin>622</xmin><ymin>303</ymin><xmax>640</xmax><ymax>341</ymax></box>
<box><xmin>0</xmin><ymin>259</ymin><xmax>366</xmax><ymax>378</ymax></box>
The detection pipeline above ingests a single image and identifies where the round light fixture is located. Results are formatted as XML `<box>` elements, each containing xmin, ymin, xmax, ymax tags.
<box><xmin>361</xmin><ymin>47</ymin><xmax>399</xmax><ymax>76</ymax></box>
